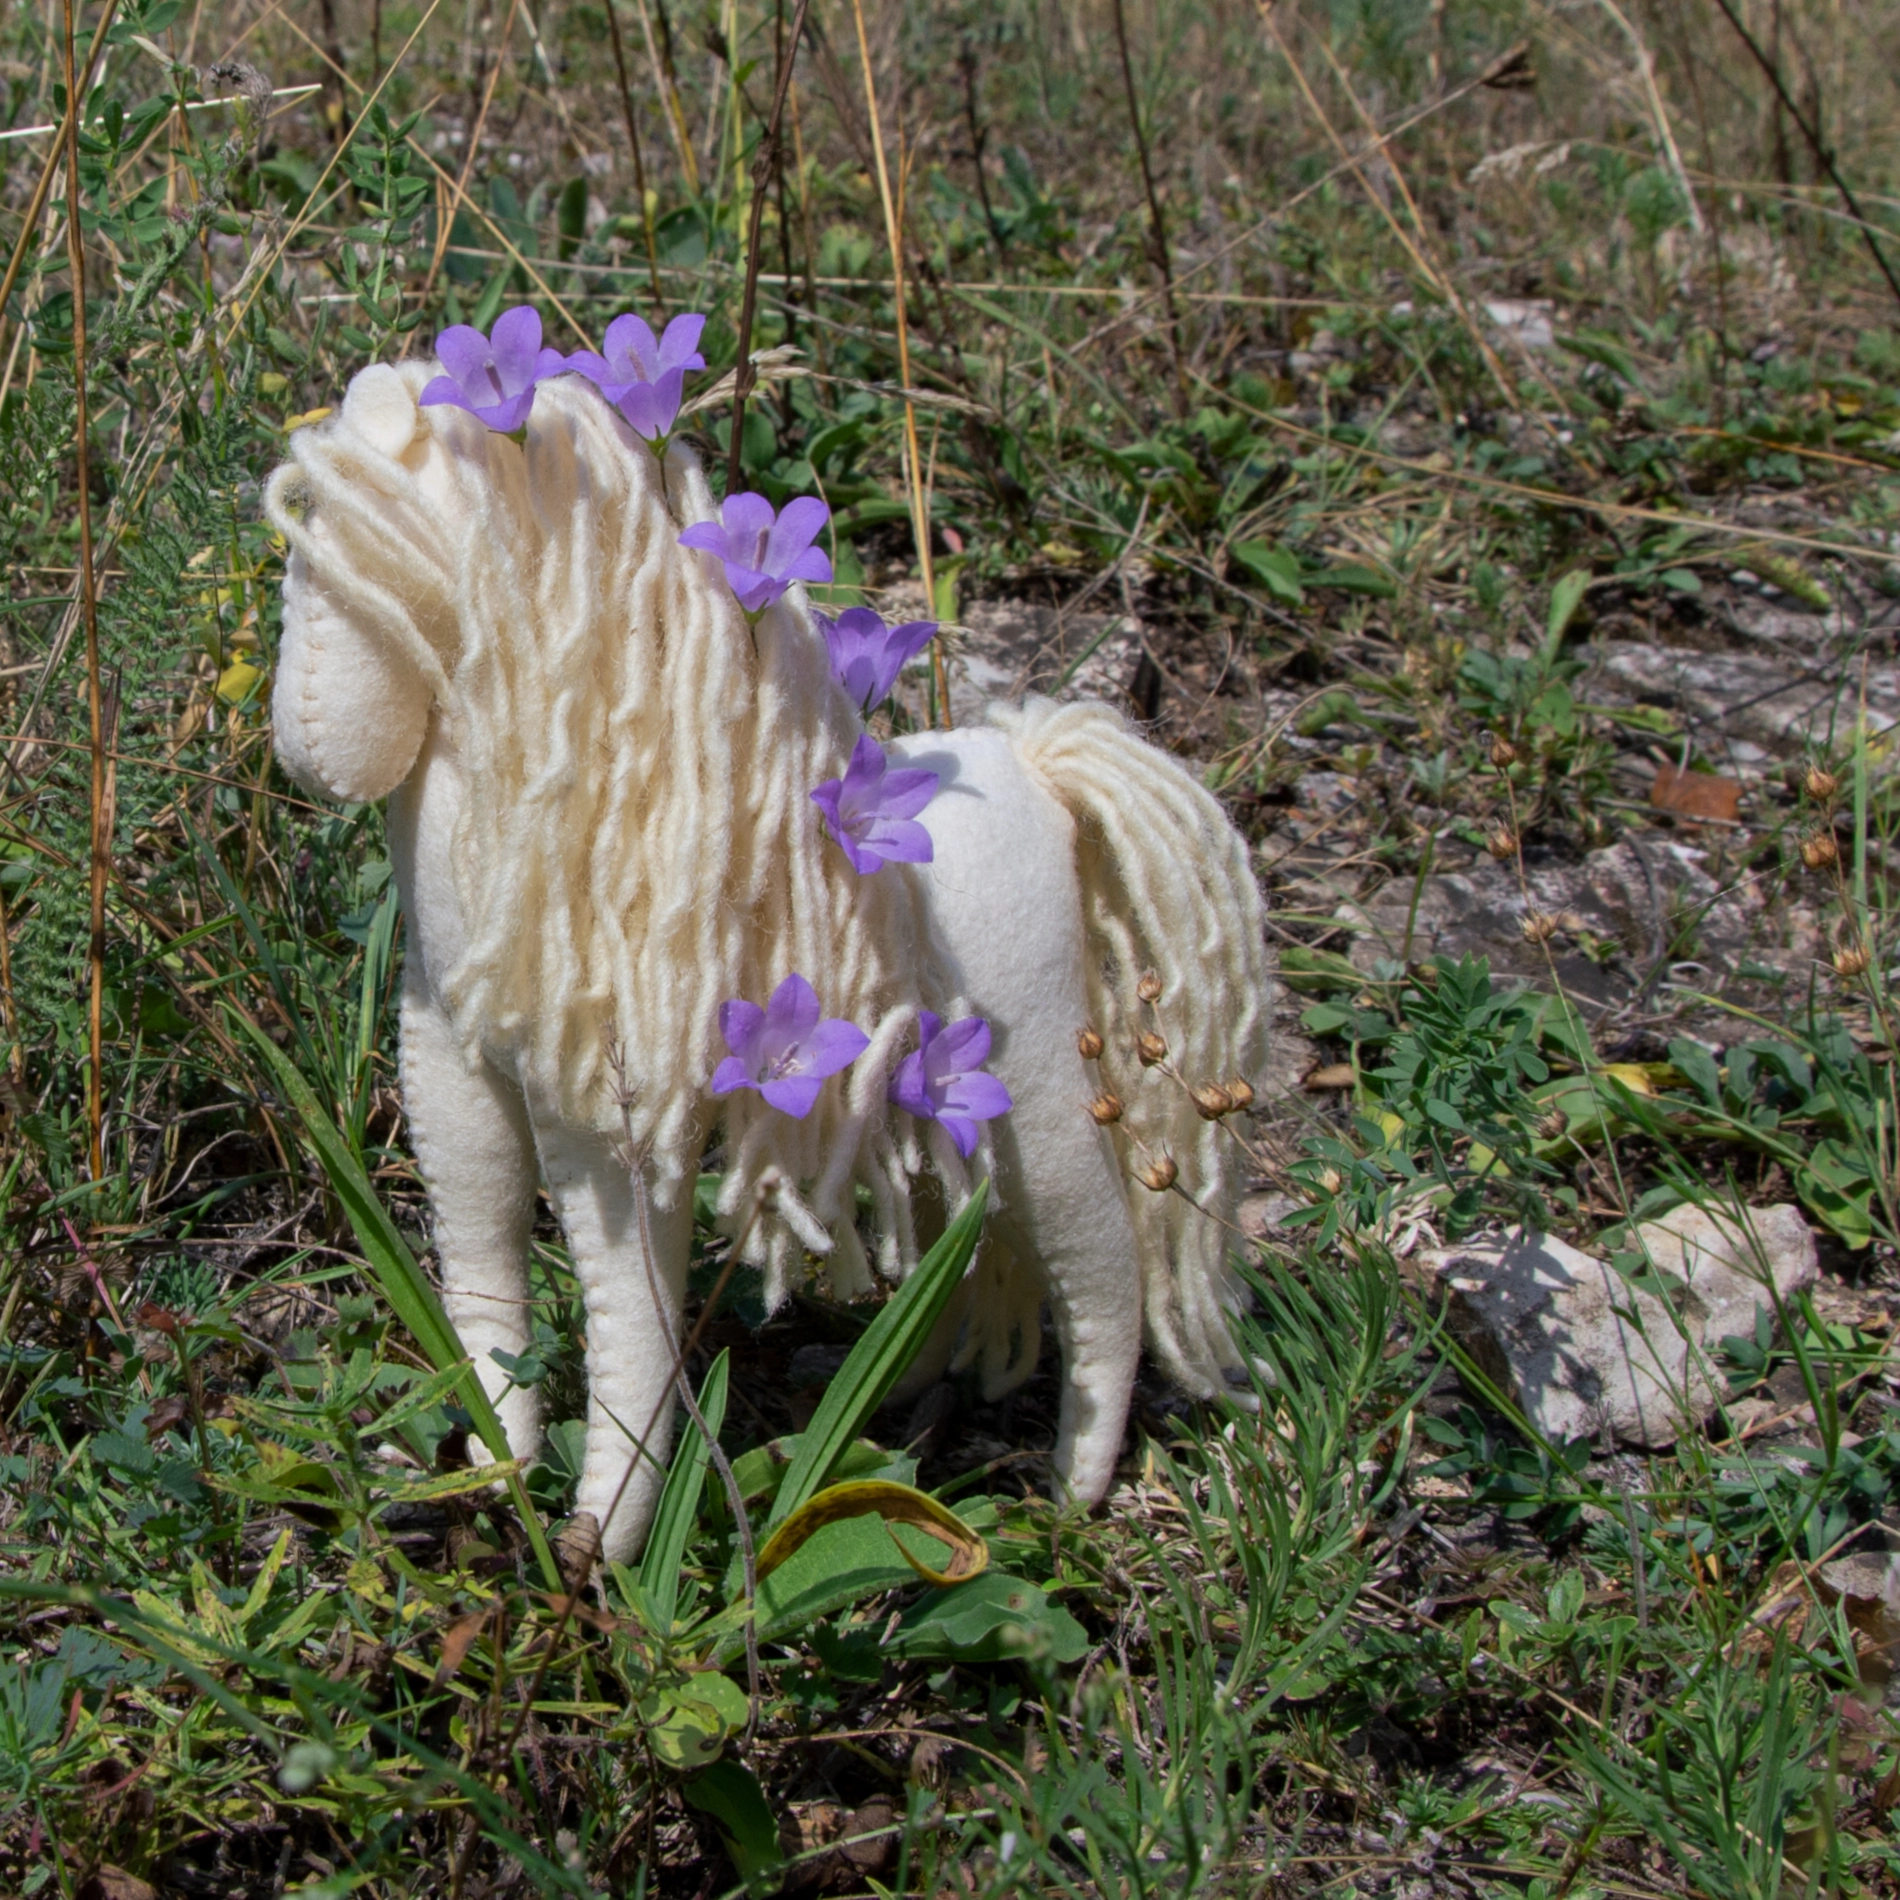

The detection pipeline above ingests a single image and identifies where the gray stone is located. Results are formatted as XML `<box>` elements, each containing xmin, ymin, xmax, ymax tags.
<box><xmin>1596</xmin><ymin>641</ymin><xmax>1900</xmax><ymax>748</ymax></box>
<box><xmin>1817</xmin><ymin>1552</ymin><xmax>1900</xmax><ymax>1693</ymax></box>
<box><xmin>1433</xmin><ymin>1228</ymin><xmax>1717</xmax><ymax>1447</ymax></box>
<box><xmin>1633</xmin><ymin>1202</ymin><xmax>1818</xmax><ymax>1347</ymax></box>
<box><xmin>1332</xmin><ymin>836</ymin><xmax>1771</xmax><ymax>992</ymax></box>
<box><xmin>949</xmin><ymin>600</ymin><xmax>1145</xmax><ymax>709</ymax></box>
<box><xmin>1431</xmin><ymin>1203</ymin><xmax>1820</xmax><ymax>1449</ymax></box>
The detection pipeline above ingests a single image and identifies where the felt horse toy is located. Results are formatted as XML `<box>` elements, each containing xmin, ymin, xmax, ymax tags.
<box><xmin>266</xmin><ymin>342</ymin><xmax>1271</xmax><ymax>1563</ymax></box>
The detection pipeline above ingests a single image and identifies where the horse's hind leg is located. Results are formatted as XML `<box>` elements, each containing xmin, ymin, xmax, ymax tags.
<box><xmin>895</xmin><ymin>727</ymin><xmax>1143</xmax><ymax>1506</ymax></box>
<box><xmin>399</xmin><ymin>970</ymin><xmax>542</xmax><ymax>1460</ymax></box>
<box><xmin>992</xmin><ymin>1095</ymin><xmax>1143</xmax><ymax>1508</ymax></box>
<box><xmin>533</xmin><ymin>1125</ymin><xmax>695</xmax><ymax>1565</ymax></box>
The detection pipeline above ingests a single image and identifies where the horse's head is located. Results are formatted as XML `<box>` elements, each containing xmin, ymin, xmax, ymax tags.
<box><xmin>267</xmin><ymin>363</ymin><xmax>470</xmax><ymax>803</ymax></box>
<box><xmin>270</xmin><ymin>352</ymin><xmax>703</xmax><ymax>800</ymax></box>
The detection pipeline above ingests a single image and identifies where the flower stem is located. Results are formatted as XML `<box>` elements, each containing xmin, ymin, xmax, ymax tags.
<box><xmin>727</xmin><ymin>0</ymin><xmax>811</xmax><ymax>496</ymax></box>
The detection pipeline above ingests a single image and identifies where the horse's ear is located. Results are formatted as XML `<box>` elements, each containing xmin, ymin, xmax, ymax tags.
<box><xmin>342</xmin><ymin>364</ymin><xmax>418</xmax><ymax>457</ymax></box>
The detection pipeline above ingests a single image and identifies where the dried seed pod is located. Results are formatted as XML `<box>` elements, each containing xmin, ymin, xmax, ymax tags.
<box><xmin>1535</xmin><ymin>1106</ymin><xmax>1570</xmax><ymax>1142</ymax></box>
<box><xmin>1805</xmin><ymin>765</ymin><xmax>1839</xmax><ymax>802</ymax></box>
<box><xmin>1136</xmin><ymin>1154</ymin><xmax>1178</xmax><ymax>1192</ymax></box>
<box><xmin>1490</xmin><ymin>733</ymin><xmax>1520</xmax><ymax>768</ymax></box>
<box><xmin>1136</xmin><ymin>1031</ymin><xmax>1168</xmax><ymax>1067</ymax></box>
<box><xmin>1485</xmin><ymin>825</ymin><xmax>1518</xmax><ymax>860</ymax></box>
<box><xmin>1224</xmin><ymin>1076</ymin><xmax>1255</xmax><ymax>1111</ymax></box>
<box><xmin>1520</xmin><ymin>910</ymin><xmax>1561</xmax><ymax>944</ymax></box>
<box><xmin>1192</xmin><ymin>1084</ymin><xmax>1235</xmax><ymax>1120</ymax></box>
<box><xmin>1317</xmin><ymin>1166</ymin><xmax>1345</xmax><ymax>1195</ymax></box>
<box><xmin>1834</xmin><ymin>940</ymin><xmax>1872</xmax><ymax>977</ymax></box>
<box><xmin>1076</xmin><ymin>1025</ymin><xmax>1105</xmax><ymax>1061</ymax></box>
<box><xmin>1087</xmin><ymin>1092</ymin><xmax>1125</xmax><ymax>1125</ymax></box>
<box><xmin>1801</xmin><ymin>830</ymin><xmax>1840</xmax><ymax>870</ymax></box>
<box><xmin>1137</xmin><ymin>970</ymin><xmax>1164</xmax><ymax>1005</ymax></box>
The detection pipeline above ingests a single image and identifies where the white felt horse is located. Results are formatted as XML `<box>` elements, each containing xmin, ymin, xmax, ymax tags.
<box><xmin>266</xmin><ymin>361</ymin><xmax>1271</xmax><ymax>1563</ymax></box>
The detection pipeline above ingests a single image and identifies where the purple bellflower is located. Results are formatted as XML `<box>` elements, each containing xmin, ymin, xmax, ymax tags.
<box><xmin>567</xmin><ymin>311</ymin><xmax>707</xmax><ymax>444</ymax></box>
<box><xmin>710</xmin><ymin>973</ymin><xmax>869</xmax><ymax>1119</ymax></box>
<box><xmin>810</xmin><ymin>733</ymin><xmax>938</xmax><ymax>876</ymax></box>
<box><xmin>419</xmin><ymin>306</ymin><xmax>567</xmax><ymax>433</ymax></box>
<box><xmin>678</xmin><ymin>492</ymin><xmax>833</xmax><ymax>616</ymax></box>
<box><xmin>816</xmin><ymin>607</ymin><xmax>938</xmax><ymax>713</ymax></box>
<box><xmin>889</xmin><ymin>1012</ymin><xmax>1012</xmax><ymax>1158</ymax></box>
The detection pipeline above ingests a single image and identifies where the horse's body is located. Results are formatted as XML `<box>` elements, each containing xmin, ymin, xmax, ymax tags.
<box><xmin>270</xmin><ymin>364</ymin><xmax>1270</xmax><ymax>1563</ymax></box>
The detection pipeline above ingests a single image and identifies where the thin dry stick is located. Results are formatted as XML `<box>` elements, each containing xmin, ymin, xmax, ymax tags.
<box><xmin>1259</xmin><ymin>4</ymin><xmax>1520</xmax><ymax>417</ymax></box>
<box><xmin>603</xmin><ymin>0</ymin><xmax>664</xmax><ymax>306</ymax></box>
<box><xmin>426</xmin><ymin>0</ymin><xmax>522</xmax><ymax>291</ymax></box>
<box><xmin>1073</xmin><ymin>43</ymin><xmax>1528</xmax><ymax>360</ymax></box>
<box><xmin>1705</xmin><ymin>0</ymin><xmax>1900</xmax><ymax>307</ymax></box>
<box><xmin>631</xmin><ymin>0</ymin><xmax>699</xmax><ymax>193</ymax></box>
<box><xmin>0</xmin><ymin>0</ymin><xmax>119</xmax><ymax>359</ymax></box>
<box><xmin>727</xmin><ymin>0</ymin><xmax>811</xmax><ymax>495</ymax></box>
<box><xmin>1108</xmin><ymin>0</ymin><xmax>1187</xmax><ymax>416</ymax></box>
<box><xmin>60</xmin><ymin>0</ymin><xmax>106</xmax><ymax>1184</ymax></box>
<box><xmin>0</xmin><ymin>875</ymin><xmax>18</xmax><ymax>1082</ymax></box>
<box><xmin>1588</xmin><ymin>0</ymin><xmax>1704</xmax><ymax>235</ymax></box>
<box><xmin>848</xmin><ymin>0</ymin><xmax>950</xmax><ymax>727</ymax></box>
<box><xmin>269</xmin><ymin>4</ymin><xmax>595</xmax><ymax>349</ymax></box>
<box><xmin>1219</xmin><ymin>383</ymin><xmax>1900</xmax><ymax>566</ymax></box>
<box><xmin>1311</xmin><ymin>35</ymin><xmax>1539</xmax><ymax>418</ymax></box>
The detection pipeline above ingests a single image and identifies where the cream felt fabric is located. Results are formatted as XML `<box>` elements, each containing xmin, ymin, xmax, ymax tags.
<box><xmin>268</xmin><ymin>361</ymin><xmax>1273</xmax><ymax>1563</ymax></box>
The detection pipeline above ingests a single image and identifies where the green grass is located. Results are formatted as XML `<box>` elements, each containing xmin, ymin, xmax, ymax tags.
<box><xmin>8</xmin><ymin>0</ymin><xmax>1900</xmax><ymax>1891</ymax></box>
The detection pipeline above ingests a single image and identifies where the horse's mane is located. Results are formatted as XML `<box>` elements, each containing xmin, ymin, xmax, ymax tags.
<box><xmin>265</xmin><ymin>365</ymin><xmax>957</xmax><ymax>1299</ymax></box>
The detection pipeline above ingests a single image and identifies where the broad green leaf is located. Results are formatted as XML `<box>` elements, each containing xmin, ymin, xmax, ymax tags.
<box><xmin>640</xmin><ymin>1672</ymin><xmax>746</xmax><ymax>1770</ymax></box>
<box><xmin>769</xmin><ymin>1182</ymin><xmax>988</xmax><ymax>1528</ymax></box>
<box><xmin>756</xmin><ymin>1480</ymin><xmax>987</xmax><ymax>1588</ymax></box>
<box><xmin>683</xmin><ymin>1760</ymin><xmax>783</xmax><ymax>1891</ymax></box>
<box><xmin>889</xmin><ymin>1571</ymin><xmax>1088</xmax><ymax>1665</ymax></box>
<box><xmin>1231</xmin><ymin>538</ymin><xmax>1304</xmax><ymax>603</ymax></box>
<box><xmin>1558</xmin><ymin>328</ymin><xmax>1641</xmax><ymax>384</ymax></box>
<box><xmin>1308</xmin><ymin>562</ymin><xmax>1398</xmax><ymax>598</ymax></box>
<box><xmin>234</xmin><ymin>1015</ymin><xmax>563</xmax><ymax>1591</ymax></box>
<box><xmin>743</xmin><ymin>1513</ymin><xmax>939</xmax><ymax>1648</ymax></box>
<box><xmin>1545</xmin><ymin>568</ymin><xmax>1591</xmax><ymax>654</ymax></box>
<box><xmin>637</xmin><ymin>1350</ymin><xmax>729</xmax><ymax>1636</ymax></box>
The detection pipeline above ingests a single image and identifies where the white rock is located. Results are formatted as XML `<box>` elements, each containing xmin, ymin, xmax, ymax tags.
<box><xmin>1634</xmin><ymin>1202</ymin><xmax>1817</xmax><ymax>1347</ymax></box>
<box><xmin>1432</xmin><ymin>1228</ymin><xmax>1717</xmax><ymax>1448</ymax></box>
<box><xmin>1431</xmin><ymin>1204</ymin><xmax>1819</xmax><ymax>1450</ymax></box>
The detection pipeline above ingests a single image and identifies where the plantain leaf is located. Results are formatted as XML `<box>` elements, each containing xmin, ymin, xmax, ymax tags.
<box><xmin>756</xmin><ymin>1479</ymin><xmax>987</xmax><ymax>1587</ymax></box>
<box><xmin>1544</xmin><ymin>567</ymin><xmax>1591</xmax><ymax>654</ymax></box>
<box><xmin>743</xmin><ymin>1513</ymin><xmax>935</xmax><ymax>1648</ymax></box>
<box><xmin>234</xmin><ymin>1014</ymin><xmax>563</xmax><ymax>1590</ymax></box>
<box><xmin>768</xmin><ymin>1182</ymin><xmax>988</xmax><ymax>1529</ymax></box>
<box><xmin>683</xmin><ymin>1759</ymin><xmax>783</xmax><ymax>1891</ymax></box>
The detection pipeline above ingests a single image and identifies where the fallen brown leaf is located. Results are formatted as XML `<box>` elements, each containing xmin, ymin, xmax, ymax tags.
<box><xmin>77</xmin><ymin>1869</ymin><xmax>156</xmax><ymax>1900</ymax></box>
<box><xmin>139</xmin><ymin>1395</ymin><xmax>192</xmax><ymax>1440</ymax></box>
<box><xmin>431</xmin><ymin>1609</ymin><xmax>491</xmax><ymax>1688</ymax></box>
<box><xmin>1649</xmin><ymin>763</ymin><xmax>1741</xmax><ymax>824</ymax></box>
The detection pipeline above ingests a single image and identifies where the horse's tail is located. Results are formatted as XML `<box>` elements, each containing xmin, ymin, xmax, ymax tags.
<box><xmin>986</xmin><ymin>696</ymin><xmax>1273</xmax><ymax>1395</ymax></box>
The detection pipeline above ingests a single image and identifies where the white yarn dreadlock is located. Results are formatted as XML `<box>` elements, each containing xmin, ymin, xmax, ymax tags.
<box><xmin>265</xmin><ymin>368</ymin><xmax>963</xmax><ymax>1300</ymax></box>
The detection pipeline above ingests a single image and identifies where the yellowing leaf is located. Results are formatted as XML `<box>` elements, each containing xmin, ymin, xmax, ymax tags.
<box><xmin>284</xmin><ymin>406</ymin><xmax>333</xmax><ymax>432</ymax></box>
<box><xmin>1600</xmin><ymin>1062</ymin><xmax>1668</xmax><ymax>1096</ymax></box>
<box><xmin>216</xmin><ymin>660</ymin><xmax>262</xmax><ymax>706</ymax></box>
<box><xmin>755</xmin><ymin>1480</ymin><xmax>987</xmax><ymax>1589</ymax></box>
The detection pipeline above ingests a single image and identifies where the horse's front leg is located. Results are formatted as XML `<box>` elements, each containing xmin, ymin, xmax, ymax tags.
<box><xmin>533</xmin><ymin>1125</ymin><xmax>696</xmax><ymax>1565</ymax></box>
<box><xmin>399</xmin><ymin>969</ymin><xmax>543</xmax><ymax>1461</ymax></box>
